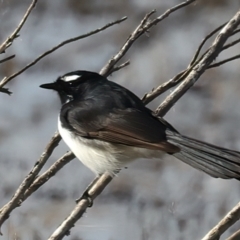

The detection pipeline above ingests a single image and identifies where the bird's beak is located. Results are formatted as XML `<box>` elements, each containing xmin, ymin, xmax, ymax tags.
<box><xmin>40</xmin><ymin>82</ymin><xmax>57</xmax><ymax>90</ymax></box>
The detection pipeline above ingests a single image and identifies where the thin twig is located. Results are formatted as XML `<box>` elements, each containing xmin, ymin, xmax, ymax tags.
<box><xmin>208</xmin><ymin>54</ymin><xmax>240</xmax><ymax>69</ymax></box>
<box><xmin>0</xmin><ymin>132</ymin><xmax>61</xmax><ymax>233</ymax></box>
<box><xmin>0</xmin><ymin>0</ymin><xmax>37</xmax><ymax>54</ymax></box>
<box><xmin>0</xmin><ymin>55</ymin><xmax>15</xmax><ymax>64</ymax></box>
<box><xmin>0</xmin><ymin>16</ymin><xmax>128</xmax><ymax>233</ymax></box>
<box><xmin>231</xmin><ymin>28</ymin><xmax>240</xmax><ymax>36</ymax></box>
<box><xmin>189</xmin><ymin>22</ymin><xmax>227</xmax><ymax>67</ymax></box>
<box><xmin>108</xmin><ymin>60</ymin><xmax>130</xmax><ymax>75</ymax></box>
<box><xmin>227</xmin><ymin>229</ymin><xmax>240</xmax><ymax>240</ymax></box>
<box><xmin>222</xmin><ymin>38</ymin><xmax>240</xmax><ymax>51</ymax></box>
<box><xmin>0</xmin><ymin>87</ymin><xmax>11</xmax><ymax>95</ymax></box>
<box><xmin>201</xmin><ymin>202</ymin><xmax>240</xmax><ymax>240</ymax></box>
<box><xmin>0</xmin><ymin>16</ymin><xmax>127</xmax><ymax>90</ymax></box>
<box><xmin>142</xmin><ymin>70</ymin><xmax>185</xmax><ymax>105</ymax></box>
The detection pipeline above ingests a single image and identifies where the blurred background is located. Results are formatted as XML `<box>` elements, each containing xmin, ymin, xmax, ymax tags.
<box><xmin>0</xmin><ymin>0</ymin><xmax>240</xmax><ymax>239</ymax></box>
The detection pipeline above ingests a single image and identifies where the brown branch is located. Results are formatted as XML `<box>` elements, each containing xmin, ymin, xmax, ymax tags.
<box><xmin>0</xmin><ymin>0</ymin><xmax>37</xmax><ymax>54</ymax></box>
<box><xmin>201</xmin><ymin>202</ymin><xmax>240</xmax><ymax>240</ymax></box>
<box><xmin>0</xmin><ymin>16</ymin><xmax>127</xmax><ymax>90</ymax></box>
<box><xmin>0</xmin><ymin>132</ymin><xmax>61</xmax><ymax>233</ymax></box>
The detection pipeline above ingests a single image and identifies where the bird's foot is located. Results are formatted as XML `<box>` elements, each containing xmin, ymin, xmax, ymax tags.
<box><xmin>75</xmin><ymin>190</ymin><xmax>93</xmax><ymax>207</ymax></box>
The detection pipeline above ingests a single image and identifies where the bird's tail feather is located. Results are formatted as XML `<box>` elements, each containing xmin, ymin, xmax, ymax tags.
<box><xmin>166</xmin><ymin>130</ymin><xmax>240</xmax><ymax>180</ymax></box>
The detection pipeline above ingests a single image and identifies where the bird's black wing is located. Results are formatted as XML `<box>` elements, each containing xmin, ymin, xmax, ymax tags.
<box><xmin>64</xmin><ymin>102</ymin><xmax>179</xmax><ymax>153</ymax></box>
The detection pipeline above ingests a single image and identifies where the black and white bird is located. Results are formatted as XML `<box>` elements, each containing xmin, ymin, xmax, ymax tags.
<box><xmin>40</xmin><ymin>70</ymin><xmax>240</xmax><ymax>180</ymax></box>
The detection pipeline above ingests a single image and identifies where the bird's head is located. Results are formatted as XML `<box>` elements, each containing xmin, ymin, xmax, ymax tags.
<box><xmin>40</xmin><ymin>70</ymin><xmax>103</xmax><ymax>104</ymax></box>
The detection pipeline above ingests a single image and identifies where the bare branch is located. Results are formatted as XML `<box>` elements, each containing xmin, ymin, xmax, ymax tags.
<box><xmin>227</xmin><ymin>229</ymin><xmax>240</xmax><ymax>240</ymax></box>
<box><xmin>0</xmin><ymin>16</ymin><xmax>128</xmax><ymax>232</ymax></box>
<box><xmin>0</xmin><ymin>87</ymin><xmax>11</xmax><ymax>95</ymax></box>
<box><xmin>142</xmin><ymin>70</ymin><xmax>185</xmax><ymax>104</ymax></box>
<box><xmin>0</xmin><ymin>16</ymin><xmax>127</xmax><ymax>91</ymax></box>
<box><xmin>148</xmin><ymin>0</ymin><xmax>196</xmax><ymax>27</ymax></box>
<box><xmin>48</xmin><ymin>2</ymin><xmax>203</xmax><ymax>240</ymax></box>
<box><xmin>0</xmin><ymin>0</ymin><xmax>37</xmax><ymax>54</ymax></box>
<box><xmin>47</xmin><ymin>8</ymin><xmax>240</xmax><ymax>239</ymax></box>
<box><xmin>108</xmin><ymin>60</ymin><xmax>130</xmax><ymax>75</ymax></box>
<box><xmin>142</xmin><ymin>22</ymin><xmax>240</xmax><ymax>106</ymax></box>
<box><xmin>231</xmin><ymin>28</ymin><xmax>240</xmax><ymax>36</ymax></box>
<box><xmin>189</xmin><ymin>22</ymin><xmax>227</xmax><ymax>66</ymax></box>
<box><xmin>48</xmin><ymin>173</ymin><xmax>113</xmax><ymax>240</ymax></box>
<box><xmin>100</xmin><ymin>10</ymin><xmax>156</xmax><ymax>76</ymax></box>
<box><xmin>0</xmin><ymin>54</ymin><xmax>15</xmax><ymax>64</ymax></box>
<box><xmin>23</xmin><ymin>152</ymin><xmax>75</xmax><ymax>200</ymax></box>
<box><xmin>156</xmin><ymin>9</ymin><xmax>240</xmax><ymax>117</ymax></box>
<box><xmin>100</xmin><ymin>0</ymin><xmax>196</xmax><ymax>77</ymax></box>
<box><xmin>208</xmin><ymin>54</ymin><xmax>240</xmax><ymax>69</ymax></box>
<box><xmin>222</xmin><ymin>38</ymin><xmax>240</xmax><ymax>50</ymax></box>
<box><xmin>201</xmin><ymin>202</ymin><xmax>240</xmax><ymax>240</ymax></box>
<box><xmin>1</xmin><ymin>1</ymin><xmax>239</xmax><ymax>239</ymax></box>
<box><xmin>0</xmin><ymin>132</ymin><xmax>61</xmax><ymax>233</ymax></box>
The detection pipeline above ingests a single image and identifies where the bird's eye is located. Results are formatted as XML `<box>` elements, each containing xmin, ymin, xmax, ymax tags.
<box><xmin>68</xmin><ymin>80</ymin><xmax>78</xmax><ymax>86</ymax></box>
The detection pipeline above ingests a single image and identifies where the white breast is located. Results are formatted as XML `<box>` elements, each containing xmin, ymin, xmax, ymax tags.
<box><xmin>58</xmin><ymin>117</ymin><xmax>162</xmax><ymax>175</ymax></box>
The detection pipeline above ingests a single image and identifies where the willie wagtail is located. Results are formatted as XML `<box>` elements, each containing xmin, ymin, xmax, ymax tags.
<box><xmin>40</xmin><ymin>70</ymin><xmax>240</xmax><ymax>180</ymax></box>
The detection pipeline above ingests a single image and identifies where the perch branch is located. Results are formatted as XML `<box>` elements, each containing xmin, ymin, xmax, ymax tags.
<box><xmin>201</xmin><ymin>202</ymin><xmax>240</xmax><ymax>240</ymax></box>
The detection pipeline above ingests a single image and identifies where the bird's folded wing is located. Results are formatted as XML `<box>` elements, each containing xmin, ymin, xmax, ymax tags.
<box><xmin>67</xmin><ymin>107</ymin><xmax>179</xmax><ymax>153</ymax></box>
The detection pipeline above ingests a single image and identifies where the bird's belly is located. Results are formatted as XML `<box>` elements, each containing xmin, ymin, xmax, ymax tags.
<box><xmin>58</xmin><ymin>119</ymin><xmax>163</xmax><ymax>175</ymax></box>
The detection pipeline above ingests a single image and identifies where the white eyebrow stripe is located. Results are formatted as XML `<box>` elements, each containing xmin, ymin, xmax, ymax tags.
<box><xmin>62</xmin><ymin>75</ymin><xmax>81</xmax><ymax>82</ymax></box>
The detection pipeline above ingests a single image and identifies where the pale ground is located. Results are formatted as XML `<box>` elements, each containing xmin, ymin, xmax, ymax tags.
<box><xmin>1</xmin><ymin>0</ymin><xmax>240</xmax><ymax>239</ymax></box>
